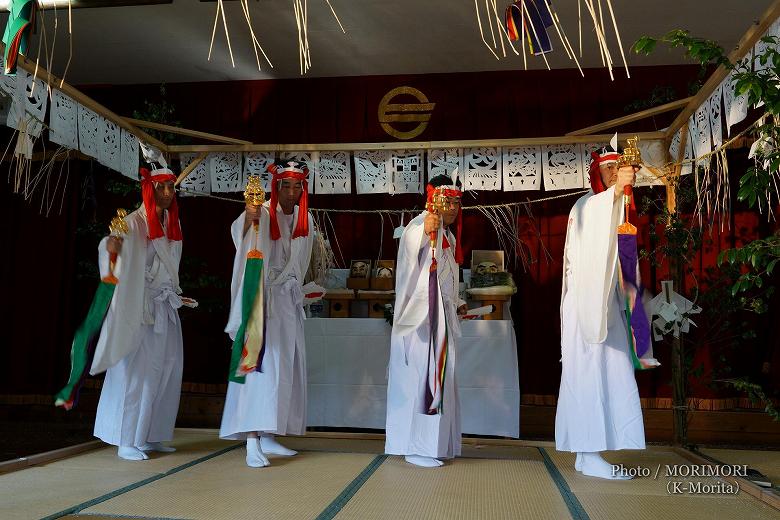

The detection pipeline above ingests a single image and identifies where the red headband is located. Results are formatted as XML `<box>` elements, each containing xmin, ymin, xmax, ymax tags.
<box><xmin>266</xmin><ymin>163</ymin><xmax>309</xmax><ymax>240</ymax></box>
<box><xmin>140</xmin><ymin>168</ymin><xmax>182</xmax><ymax>241</ymax></box>
<box><xmin>426</xmin><ymin>184</ymin><xmax>464</xmax><ymax>264</ymax></box>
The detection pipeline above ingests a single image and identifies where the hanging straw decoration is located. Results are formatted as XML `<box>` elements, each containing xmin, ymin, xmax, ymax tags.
<box><xmin>208</xmin><ymin>0</ymin><xmax>235</xmax><ymax>67</ymax></box>
<box><xmin>239</xmin><ymin>0</ymin><xmax>273</xmax><ymax>70</ymax></box>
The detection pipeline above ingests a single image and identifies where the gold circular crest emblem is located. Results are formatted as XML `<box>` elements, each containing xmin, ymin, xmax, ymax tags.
<box><xmin>377</xmin><ymin>86</ymin><xmax>435</xmax><ymax>140</ymax></box>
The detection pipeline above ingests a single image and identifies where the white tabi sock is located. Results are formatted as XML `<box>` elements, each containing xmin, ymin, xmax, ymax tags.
<box><xmin>117</xmin><ymin>446</ymin><xmax>149</xmax><ymax>461</ymax></box>
<box><xmin>139</xmin><ymin>441</ymin><xmax>176</xmax><ymax>453</ymax></box>
<box><xmin>260</xmin><ymin>434</ymin><xmax>298</xmax><ymax>456</ymax></box>
<box><xmin>575</xmin><ymin>452</ymin><xmax>583</xmax><ymax>472</ymax></box>
<box><xmin>246</xmin><ymin>437</ymin><xmax>270</xmax><ymax>468</ymax></box>
<box><xmin>580</xmin><ymin>452</ymin><xmax>632</xmax><ymax>480</ymax></box>
<box><xmin>404</xmin><ymin>455</ymin><xmax>443</xmax><ymax>468</ymax></box>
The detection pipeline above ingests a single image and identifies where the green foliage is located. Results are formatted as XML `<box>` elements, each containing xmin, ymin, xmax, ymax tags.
<box><xmin>632</xmin><ymin>30</ymin><xmax>731</xmax><ymax>69</ymax></box>
<box><xmin>623</xmin><ymin>85</ymin><xmax>677</xmax><ymax>114</ymax></box>
<box><xmin>717</xmin><ymin>378</ymin><xmax>780</xmax><ymax>421</ymax></box>
<box><xmin>131</xmin><ymin>84</ymin><xmax>190</xmax><ymax>145</ymax></box>
<box><xmin>636</xmin><ymin>30</ymin><xmax>780</xmax><ymax>422</ymax></box>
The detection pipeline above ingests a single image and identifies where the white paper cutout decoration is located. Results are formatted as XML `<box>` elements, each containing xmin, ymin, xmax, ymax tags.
<box><xmin>708</xmin><ymin>85</ymin><xmax>723</xmax><ymax>149</ymax></box>
<box><xmin>20</xmin><ymin>70</ymin><xmax>47</xmax><ymax>123</ymax></box>
<box><xmin>243</xmin><ymin>151</ymin><xmax>275</xmax><ymax>192</ymax></box>
<box><xmin>542</xmin><ymin>144</ymin><xmax>585</xmax><ymax>191</ymax></box>
<box><xmin>390</xmin><ymin>150</ymin><xmax>424</xmax><ymax>194</ymax></box>
<box><xmin>427</xmin><ymin>148</ymin><xmax>463</xmax><ymax>182</ymax></box>
<box><xmin>119</xmin><ymin>129</ymin><xmax>139</xmax><ymax>180</ymax></box>
<box><xmin>355</xmin><ymin>150</ymin><xmax>390</xmax><ymax>194</ymax></box>
<box><xmin>49</xmin><ymin>89</ymin><xmax>78</xmax><ymax>149</ymax></box>
<box><xmin>722</xmin><ymin>70</ymin><xmax>748</xmax><ymax>133</ymax></box>
<box><xmin>78</xmin><ymin>104</ymin><xmax>101</xmax><ymax>159</ymax></box>
<box><xmin>316</xmin><ymin>151</ymin><xmax>351</xmax><ymax>194</ymax></box>
<box><xmin>179</xmin><ymin>152</ymin><xmax>212</xmax><ymax>196</ymax></box>
<box><xmin>502</xmin><ymin>146</ymin><xmax>542</xmax><ymax>191</ymax></box>
<box><xmin>210</xmin><ymin>151</ymin><xmax>243</xmax><ymax>192</ymax></box>
<box><xmin>98</xmin><ymin>118</ymin><xmax>121</xmax><ymax>171</ymax></box>
<box><xmin>690</xmin><ymin>107</ymin><xmax>711</xmax><ymax>167</ymax></box>
<box><xmin>279</xmin><ymin>151</ymin><xmax>318</xmax><ymax>194</ymax></box>
<box><xmin>463</xmin><ymin>147</ymin><xmax>501</xmax><ymax>190</ymax></box>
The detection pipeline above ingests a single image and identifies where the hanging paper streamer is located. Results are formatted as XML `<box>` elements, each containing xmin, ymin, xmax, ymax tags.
<box><xmin>98</xmin><ymin>119</ymin><xmax>121</xmax><ymax>172</ymax></box>
<box><xmin>2</xmin><ymin>0</ymin><xmax>37</xmax><ymax>75</ymax></box>
<box><xmin>708</xmin><ymin>84</ymin><xmax>724</xmax><ymax>149</ymax></box>
<box><xmin>78</xmin><ymin>105</ymin><xmax>101</xmax><ymax>159</ymax></box>
<box><xmin>722</xmin><ymin>69</ymin><xmax>749</xmax><ymax>134</ymax></box>
<box><xmin>355</xmin><ymin>150</ymin><xmax>390</xmax><ymax>194</ymax></box>
<box><xmin>428</xmin><ymin>148</ymin><xmax>463</xmax><ymax>183</ymax></box>
<box><xmin>55</xmin><ymin>209</ymin><xmax>130</xmax><ymax>409</ymax></box>
<box><xmin>49</xmin><ymin>89</ymin><xmax>79</xmax><ymax>149</ymax></box>
<box><xmin>119</xmin><ymin>130</ymin><xmax>140</xmax><ymax>181</ymax></box>
<box><xmin>390</xmin><ymin>150</ymin><xmax>424</xmax><ymax>194</ymax></box>
<box><xmin>502</xmin><ymin>145</ymin><xmax>542</xmax><ymax>191</ymax></box>
<box><xmin>464</xmin><ymin>147</ymin><xmax>501</xmax><ymax>190</ymax></box>
<box><xmin>316</xmin><ymin>151</ymin><xmax>351</xmax><ymax>194</ymax></box>
<box><xmin>179</xmin><ymin>152</ymin><xmax>212</xmax><ymax>195</ymax></box>
<box><xmin>542</xmin><ymin>143</ymin><xmax>584</xmax><ymax>190</ymax></box>
<box><xmin>210</xmin><ymin>152</ymin><xmax>243</xmax><ymax>192</ymax></box>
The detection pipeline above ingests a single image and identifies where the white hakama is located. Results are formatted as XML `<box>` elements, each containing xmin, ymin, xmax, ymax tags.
<box><xmin>555</xmin><ymin>187</ymin><xmax>646</xmax><ymax>453</ymax></box>
<box><xmin>220</xmin><ymin>208</ymin><xmax>312</xmax><ymax>440</ymax></box>
<box><xmin>385</xmin><ymin>213</ymin><xmax>463</xmax><ymax>459</ymax></box>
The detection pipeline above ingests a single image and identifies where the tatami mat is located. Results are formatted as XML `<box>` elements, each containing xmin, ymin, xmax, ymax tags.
<box><xmin>332</xmin><ymin>455</ymin><xmax>571</xmax><ymax>520</ymax></box>
<box><xmin>4</xmin><ymin>430</ymin><xmax>779</xmax><ymax>520</ymax></box>
<box><xmin>700</xmin><ymin>448</ymin><xmax>780</xmax><ymax>487</ymax></box>
<box><xmin>543</xmin><ymin>447</ymin><xmax>728</xmax><ymax>497</ymax></box>
<box><xmin>576</xmin><ymin>491</ymin><xmax>780</xmax><ymax>520</ymax></box>
<box><xmin>82</xmin><ymin>450</ymin><xmax>377</xmax><ymax>520</ymax></box>
<box><xmin>282</xmin><ymin>436</ymin><xmax>543</xmax><ymax>461</ymax></box>
<box><xmin>0</xmin><ymin>431</ymin><xmax>229</xmax><ymax>520</ymax></box>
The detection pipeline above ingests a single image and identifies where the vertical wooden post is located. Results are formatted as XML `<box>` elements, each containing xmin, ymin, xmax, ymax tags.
<box><xmin>666</xmin><ymin>122</ymin><xmax>690</xmax><ymax>446</ymax></box>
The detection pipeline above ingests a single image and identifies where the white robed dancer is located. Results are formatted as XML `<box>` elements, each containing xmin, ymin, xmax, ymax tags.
<box><xmin>385</xmin><ymin>175</ymin><xmax>467</xmax><ymax>468</ymax></box>
<box><xmin>555</xmin><ymin>150</ymin><xmax>646</xmax><ymax>479</ymax></box>
<box><xmin>93</xmin><ymin>168</ymin><xmax>185</xmax><ymax>461</ymax></box>
<box><xmin>220</xmin><ymin>161</ymin><xmax>314</xmax><ymax>468</ymax></box>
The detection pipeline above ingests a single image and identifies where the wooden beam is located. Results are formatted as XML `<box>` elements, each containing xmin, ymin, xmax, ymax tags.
<box><xmin>167</xmin><ymin>131</ymin><xmax>667</xmax><ymax>154</ymax></box>
<box><xmin>175</xmin><ymin>151</ymin><xmax>208</xmax><ymax>186</ymax></box>
<box><xmin>666</xmin><ymin>0</ymin><xmax>780</xmax><ymax>138</ymax></box>
<box><xmin>567</xmin><ymin>97</ymin><xmax>693</xmax><ymax>136</ymax></box>
<box><xmin>13</xmin><ymin>55</ymin><xmax>169</xmax><ymax>152</ymax></box>
<box><xmin>122</xmin><ymin>117</ymin><xmax>253</xmax><ymax>146</ymax></box>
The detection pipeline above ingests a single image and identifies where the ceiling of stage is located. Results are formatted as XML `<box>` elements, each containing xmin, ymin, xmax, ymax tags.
<box><xmin>0</xmin><ymin>0</ymin><xmax>774</xmax><ymax>85</ymax></box>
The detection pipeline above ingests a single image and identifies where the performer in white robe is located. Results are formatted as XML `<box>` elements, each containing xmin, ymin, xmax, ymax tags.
<box><xmin>220</xmin><ymin>161</ymin><xmax>314</xmax><ymax>468</ymax></box>
<box><xmin>555</xmin><ymin>150</ymin><xmax>645</xmax><ymax>479</ymax></box>
<box><xmin>385</xmin><ymin>175</ymin><xmax>467</xmax><ymax>468</ymax></box>
<box><xmin>93</xmin><ymin>167</ymin><xmax>185</xmax><ymax>461</ymax></box>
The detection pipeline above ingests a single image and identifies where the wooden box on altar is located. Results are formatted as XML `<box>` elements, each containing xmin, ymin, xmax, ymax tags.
<box><xmin>323</xmin><ymin>289</ymin><xmax>355</xmax><ymax>318</ymax></box>
<box><xmin>369</xmin><ymin>260</ymin><xmax>395</xmax><ymax>291</ymax></box>
<box><xmin>357</xmin><ymin>290</ymin><xmax>395</xmax><ymax>319</ymax></box>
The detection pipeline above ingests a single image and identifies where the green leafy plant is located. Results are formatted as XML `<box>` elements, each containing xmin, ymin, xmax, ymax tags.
<box><xmin>635</xmin><ymin>30</ymin><xmax>780</xmax><ymax>426</ymax></box>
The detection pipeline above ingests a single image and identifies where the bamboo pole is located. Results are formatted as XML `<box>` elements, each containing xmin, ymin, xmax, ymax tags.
<box><xmin>166</xmin><ymin>131</ymin><xmax>667</xmax><ymax>154</ymax></box>
<box><xmin>175</xmin><ymin>151</ymin><xmax>208</xmax><ymax>186</ymax></box>
<box><xmin>122</xmin><ymin>117</ymin><xmax>253</xmax><ymax>145</ymax></box>
<box><xmin>567</xmin><ymin>97</ymin><xmax>693</xmax><ymax>136</ymax></box>
<box><xmin>13</xmin><ymin>55</ymin><xmax>169</xmax><ymax>152</ymax></box>
<box><xmin>665</xmin><ymin>0</ymin><xmax>780</xmax><ymax>138</ymax></box>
